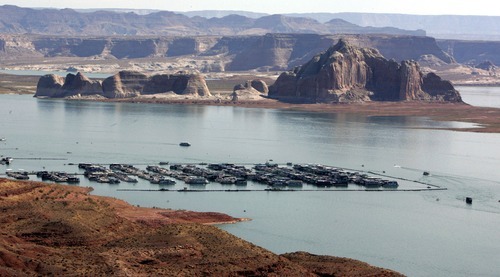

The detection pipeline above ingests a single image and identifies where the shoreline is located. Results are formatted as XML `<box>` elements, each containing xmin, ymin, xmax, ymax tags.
<box><xmin>8</xmin><ymin>90</ymin><xmax>500</xmax><ymax>132</ymax></box>
<box><xmin>81</xmin><ymin>96</ymin><xmax>500</xmax><ymax>133</ymax></box>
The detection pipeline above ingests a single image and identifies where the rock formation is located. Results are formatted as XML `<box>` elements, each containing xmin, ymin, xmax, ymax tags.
<box><xmin>35</xmin><ymin>72</ymin><xmax>102</xmax><ymax>98</ymax></box>
<box><xmin>268</xmin><ymin>39</ymin><xmax>462</xmax><ymax>102</ymax></box>
<box><xmin>231</xmin><ymin>79</ymin><xmax>269</xmax><ymax>101</ymax></box>
<box><xmin>34</xmin><ymin>74</ymin><xmax>65</xmax><ymax>98</ymax></box>
<box><xmin>35</xmin><ymin>71</ymin><xmax>211</xmax><ymax>99</ymax></box>
<box><xmin>143</xmin><ymin>73</ymin><xmax>211</xmax><ymax>97</ymax></box>
<box><xmin>101</xmin><ymin>71</ymin><xmax>149</xmax><ymax>98</ymax></box>
<box><xmin>250</xmin><ymin>79</ymin><xmax>269</xmax><ymax>94</ymax></box>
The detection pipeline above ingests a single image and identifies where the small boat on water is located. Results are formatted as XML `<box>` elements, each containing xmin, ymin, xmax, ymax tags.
<box><xmin>383</xmin><ymin>180</ymin><xmax>399</xmax><ymax>188</ymax></box>
<box><xmin>179</xmin><ymin>142</ymin><xmax>191</xmax><ymax>147</ymax></box>
<box><xmin>0</xmin><ymin>157</ymin><xmax>13</xmax><ymax>165</ymax></box>
<box><xmin>185</xmin><ymin>176</ymin><xmax>208</xmax><ymax>185</ymax></box>
<box><xmin>0</xmin><ymin>138</ymin><xmax>6</xmax><ymax>141</ymax></box>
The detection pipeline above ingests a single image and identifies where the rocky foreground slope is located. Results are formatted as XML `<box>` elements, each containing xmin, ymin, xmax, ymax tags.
<box><xmin>0</xmin><ymin>178</ymin><xmax>403</xmax><ymax>276</ymax></box>
<box><xmin>269</xmin><ymin>39</ymin><xmax>461</xmax><ymax>102</ymax></box>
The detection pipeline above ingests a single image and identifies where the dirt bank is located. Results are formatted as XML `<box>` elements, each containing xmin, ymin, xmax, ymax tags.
<box><xmin>0</xmin><ymin>178</ymin><xmax>403</xmax><ymax>276</ymax></box>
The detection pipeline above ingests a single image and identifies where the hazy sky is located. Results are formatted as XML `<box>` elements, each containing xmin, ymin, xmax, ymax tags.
<box><xmin>1</xmin><ymin>0</ymin><xmax>499</xmax><ymax>16</ymax></box>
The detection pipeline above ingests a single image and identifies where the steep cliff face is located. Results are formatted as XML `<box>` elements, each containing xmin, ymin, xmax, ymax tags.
<box><xmin>437</xmin><ymin>40</ymin><xmax>500</xmax><ymax>65</ymax></box>
<box><xmin>34</xmin><ymin>74</ymin><xmax>65</xmax><ymax>97</ymax></box>
<box><xmin>61</xmin><ymin>72</ymin><xmax>103</xmax><ymax>97</ymax></box>
<box><xmin>35</xmin><ymin>73</ymin><xmax>102</xmax><ymax>98</ymax></box>
<box><xmin>142</xmin><ymin>73</ymin><xmax>211</xmax><ymax>96</ymax></box>
<box><xmin>269</xmin><ymin>39</ymin><xmax>461</xmax><ymax>103</ymax></box>
<box><xmin>227</xmin><ymin>34</ymin><xmax>341</xmax><ymax>71</ymax></box>
<box><xmin>1</xmin><ymin>34</ymin><xmax>453</xmax><ymax>73</ymax></box>
<box><xmin>362</xmin><ymin>36</ymin><xmax>454</xmax><ymax>64</ymax></box>
<box><xmin>227</xmin><ymin>34</ymin><xmax>299</xmax><ymax>71</ymax></box>
<box><xmin>227</xmin><ymin>34</ymin><xmax>452</xmax><ymax>71</ymax></box>
<box><xmin>166</xmin><ymin>38</ymin><xmax>198</xmax><ymax>56</ymax></box>
<box><xmin>35</xmin><ymin>71</ymin><xmax>211</xmax><ymax>98</ymax></box>
<box><xmin>101</xmin><ymin>71</ymin><xmax>148</xmax><ymax>98</ymax></box>
<box><xmin>110</xmin><ymin>40</ymin><xmax>159</xmax><ymax>59</ymax></box>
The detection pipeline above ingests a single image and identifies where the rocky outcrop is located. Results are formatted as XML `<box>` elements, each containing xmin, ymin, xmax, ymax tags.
<box><xmin>35</xmin><ymin>72</ymin><xmax>102</xmax><ymax>98</ymax></box>
<box><xmin>142</xmin><ymin>73</ymin><xmax>211</xmax><ymax>96</ymax></box>
<box><xmin>34</xmin><ymin>74</ymin><xmax>65</xmax><ymax>97</ymax></box>
<box><xmin>35</xmin><ymin>71</ymin><xmax>211</xmax><ymax>98</ymax></box>
<box><xmin>422</xmin><ymin>73</ymin><xmax>462</xmax><ymax>102</ymax></box>
<box><xmin>269</xmin><ymin>39</ymin><xmax>462</xmax><ymax>103</ymax></box>
<box><xmin>250</xmin><ymin>80</ymin><xmax>269</xmax><ymax>94</ymax></box>
<box><xmin>231</xmin><ymin>79</ymin><xmax>268</xmax><ymax>101</ymax></box>
<box><xmin>101</xmin><ymin>71</ymin><xmax>149</xmax><ymax>98</ymax></box>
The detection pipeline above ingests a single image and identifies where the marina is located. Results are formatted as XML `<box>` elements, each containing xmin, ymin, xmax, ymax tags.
<box><xmin>2</xmin><ymin>161</ymin><xmax>445</xmax><ymax>191</ymax></box>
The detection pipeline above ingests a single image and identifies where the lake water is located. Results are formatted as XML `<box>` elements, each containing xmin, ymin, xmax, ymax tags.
<box><xmin>0</xmin><ymin>87</ymin><xmax>499</xmax><ymax>276</ymax></box>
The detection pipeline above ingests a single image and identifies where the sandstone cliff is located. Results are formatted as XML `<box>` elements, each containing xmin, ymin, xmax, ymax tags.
<box><xmin>1</xmin><ymin>34</ymin><xmax>453</xmax><ymax>74</ymax></box>
<box><xmin>35</xmin><ymin>72</ymin><xmax>102</xmax><ymax>98</ymax></box>
<box><xmin>437</xmin><ymin>39</ymin><xmax>500</xmax><ymax>65</ymax></box>
<box><xmin>35</xmin><ymin>71</ymin><xmax>211</xmax><ymax>98</ymax></box>
<box><xmin>226</xmin><ymin>34</ymin><xmax>453</xmax><ymax>71</ymax></box>
<box><xmin>268</xmin><ymin>39</ymin><xmax>462</xmax><ymax>102</ymax></box>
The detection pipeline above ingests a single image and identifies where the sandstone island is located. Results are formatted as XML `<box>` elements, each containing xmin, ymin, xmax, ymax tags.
<box><xmin>269</xmin><ymin>39</ymin><xmax>461</xmax><ymax>103</ymax></box>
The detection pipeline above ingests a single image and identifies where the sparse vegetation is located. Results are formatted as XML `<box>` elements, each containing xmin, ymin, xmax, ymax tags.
<box><xmin>0</xmin><ymin>178</ymin><xmax>402</xmax><ymax>276</ymax></box>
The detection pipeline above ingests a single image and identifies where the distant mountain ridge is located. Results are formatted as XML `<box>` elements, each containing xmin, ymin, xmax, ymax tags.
<box><xmin>178</xmin><ymin>10</ymin><xmax>500</xmax><ymax>41</ymax></box>
<box><xmin>283</xmin><ymin>12</ymin><xmax>500</xmax><ymax>40</ymax></box>
<box><xmin>0</xmin><ymin>5</ymin><xmax>424</xmax><ymax>36</ymax></box>
<box><xmin>16</xmin><ymin>6</ymin><xmax>499</xmax><ymax>40</ymax></box>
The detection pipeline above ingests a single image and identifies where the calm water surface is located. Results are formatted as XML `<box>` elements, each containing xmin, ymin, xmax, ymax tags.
<box><xmin>0</xmin><ymin>91</ymin><xmax>499</xmax><ymax>277</ymax></box>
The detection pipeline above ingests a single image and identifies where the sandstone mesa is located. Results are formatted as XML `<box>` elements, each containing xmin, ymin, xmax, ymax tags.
<box><xmin>269</xmin><ymin>39</ymin><xmax>461</xmax><ymax>103</ymax></box>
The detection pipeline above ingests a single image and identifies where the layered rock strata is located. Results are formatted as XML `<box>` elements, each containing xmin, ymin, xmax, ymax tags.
<box><xmin>35</xmin><ymin>71</ymin><xmax>211</xmax><ymax>98</ymax></box>
<box><xmin>269</xmin><ymin>39</ymin><xmax>462</xmax><ymax>102</ymax></box>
